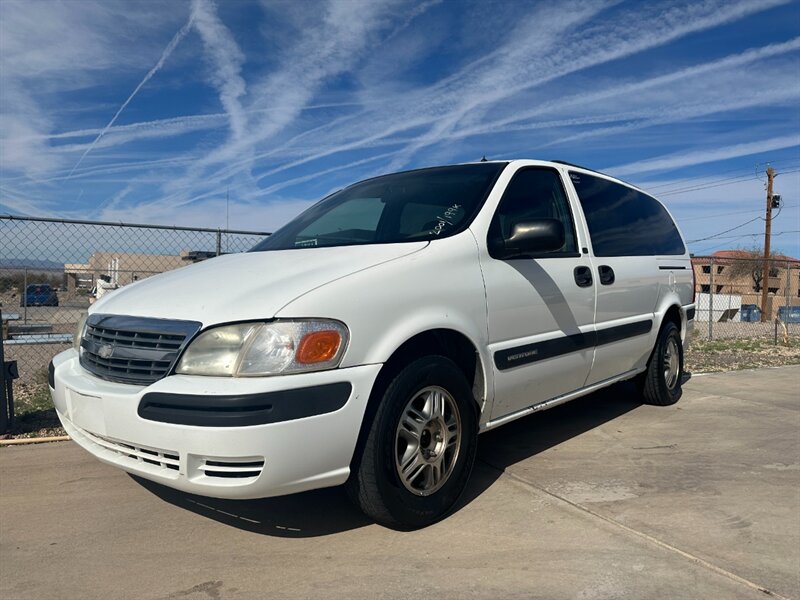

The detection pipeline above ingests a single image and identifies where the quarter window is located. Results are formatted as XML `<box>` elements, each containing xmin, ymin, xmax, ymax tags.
<box><xmin>488</xmin><ymin>168</ymin><xmax>578</xmax><ymax>258</ymax></box>
<box><xmin>570</xmin><ymin>172</ymin><xmax>685</xmax><ymax>256</ymax></box>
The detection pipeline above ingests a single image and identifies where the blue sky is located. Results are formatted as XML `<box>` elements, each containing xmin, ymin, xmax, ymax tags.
<box><xmin>1</xmin><ymin>0</ymin><xmax>799</xmax><ymax>257</ymax></box>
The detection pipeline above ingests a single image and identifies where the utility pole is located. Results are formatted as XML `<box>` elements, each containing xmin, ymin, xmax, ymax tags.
<box><xmin>760</xmin><ymin>166</ymin><xmax>775</xmax><ymax>322</ymax></box>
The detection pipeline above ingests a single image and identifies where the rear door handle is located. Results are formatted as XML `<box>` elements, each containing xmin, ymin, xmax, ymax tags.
<box><xmin>598</xmin><ymin>265</ymin><xmax>615</xmax><ymax>285</ymax></box>
<box><xmin>574</xmin><ymin>266</ymin><xmax>593</xmax><ymax>287</ymax></box>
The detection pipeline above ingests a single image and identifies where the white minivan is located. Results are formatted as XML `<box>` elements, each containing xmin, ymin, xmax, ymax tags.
<box><xmin>50</xmin><ymin>159</ymin><xmax>695</xmax><ymax>529</ymax></box>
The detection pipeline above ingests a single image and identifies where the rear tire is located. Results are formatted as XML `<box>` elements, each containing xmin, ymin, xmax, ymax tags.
<box><xmin>347</xmin><ymin>355</ymin><xmax>478</xmax><ymax>530</ymax></box>
<box><xmin>641</xmin><ymin>321</ymin><xmax>683</xmax><ymax>406</ymax></box>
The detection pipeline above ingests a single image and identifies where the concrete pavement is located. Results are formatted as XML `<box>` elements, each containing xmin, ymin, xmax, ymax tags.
<box><xmin>1</xmin><ymin>367</ymin><xmax>798</xmax><ymax>599</ymax></box>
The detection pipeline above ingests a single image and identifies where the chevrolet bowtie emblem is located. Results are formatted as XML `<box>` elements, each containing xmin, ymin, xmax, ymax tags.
<box><xmin>97</xmin><ymin>344</ymin><xmax>114</xmax><ymax>359</ymax></box>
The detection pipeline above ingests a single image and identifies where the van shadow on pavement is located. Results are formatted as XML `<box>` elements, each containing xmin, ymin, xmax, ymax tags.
<box><xmin>132</xmin><ymin>380</ymin><xmax>652</xmax><ymax>538</ymax></box>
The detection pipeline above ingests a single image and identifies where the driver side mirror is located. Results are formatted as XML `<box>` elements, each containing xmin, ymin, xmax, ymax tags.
<box><xmin>492</xmin><ymin>218</ymin><xmax>565</xmax><ymax>259</ymax></box>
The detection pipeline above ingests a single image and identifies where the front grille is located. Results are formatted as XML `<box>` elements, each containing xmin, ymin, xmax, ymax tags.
<box><xmin>80</xmin><ymin>314</ymin><xmax>201</xmax><ymax>385</ymax></box>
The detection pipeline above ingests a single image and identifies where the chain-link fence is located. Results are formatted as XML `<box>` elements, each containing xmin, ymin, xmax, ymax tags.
<box><xmin>692</xmin><ymin>254</ymin><xmax>799</xmax><ymax>342</ymax></box>
<box><xmin>1</xmin><ymin>215</ymin><xmax>269</xmax><ymax>388</ymax></box>
<box><xmin>3</xmin><ymin>217</ymin><xmax>798</xmax><ymax>398</ymax></box>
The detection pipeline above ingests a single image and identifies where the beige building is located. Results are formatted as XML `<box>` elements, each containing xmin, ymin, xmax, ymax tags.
<box><xmin>692</xmin><ymin>250</ymin><xmax>800</xmax><ymax>319</ymax></box>
<box><xmin>65</xmin><ymin>251</ymin><xmax>191</xmax><ymax>295</ymax></box>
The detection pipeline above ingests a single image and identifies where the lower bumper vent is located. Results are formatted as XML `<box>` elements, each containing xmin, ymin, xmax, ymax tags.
<box><xmin>83</xmin><ymin>429</ymin><xmax>179</xmax><ymax>472</ymax></box>
<box><xmin>201</xmin><ymin>458</ymin><xmax>265</xmax><ymax>479</ymax></box>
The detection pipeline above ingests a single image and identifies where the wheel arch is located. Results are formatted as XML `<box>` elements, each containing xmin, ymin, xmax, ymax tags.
<box><xmin>658</xmin><ymin>302</ymin><xmax>685</xmax><ymax>341</ymax></box>
<box><xmin>639</xmin><ymin>301</ymin><xmax>684</xmax><ymax>373</ymax></box>
<box><xmin>374</xmin><ymin>328</ymin><xmax>486</xmax><ymax>415</ymax></box>
<box><xmin>662</xmin><ymin>303</ymin><xmax>683</xmax><ymax>333</ymax></box>
<box><xmin>348</xmin><ymin>327</ymin><xmax>487</xmax><ymax>472</ymax></box>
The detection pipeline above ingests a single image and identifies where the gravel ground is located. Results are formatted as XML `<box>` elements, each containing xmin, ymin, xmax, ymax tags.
<box><xmin>692</xmin><ymin>319</ymin><xmax>800</xmax><ymax>341</ymax></box>
<box><xmin>4</xmin><ymin>338</ymin><xmax>799</xmax><ymax>440</ymax></box>
<box><xmin>685</xmin><ymin>338</ymin><xmax>800</xmax><ymax>373</ymax></box>
<box><xmin>0</xmin><ymin>379</ymin><xmax>65</xmax><ymax>440</ymax></box>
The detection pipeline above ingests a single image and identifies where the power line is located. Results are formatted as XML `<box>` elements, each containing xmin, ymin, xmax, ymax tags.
<box><xmin>677</xmin><ymin>207</ymin><xmax>764</xmax><ymax>222</ymax></box>
<box><xmin>644</xmin><ymin>156</ymin><xmax>800</xmax><ymax>192</ymax></box>
<box><xmin>685</xmin><ymin>190</ymin><xmax>791</xmax><ymax>243</ymax></box>
<box><xmin>692</xmin><ymin>230</ymin><xmax>800</xmax><ymax>254</ymax></box>
<box><xmin>658</xmin><ymin>174</ymin><xmax>759</xmax><ymax>196</ymax></box>
<box><xmin>686</xmin><ymin>216</ymin><xmax>764</xmax><ymax>243</ymax></box>
<box><xmin>676</xmin><ymin>202</ymin><xmax>799</xmax><ymax>224</ymax></box>
<box><xmin>693</xmin><ymin>230</ymin><xmax>800</xmax><ymax>243</ymax></box>
<box><xmin>656</xmin><ymin>167</ymin><xmax>800</xmax><ymax>197</ymax></box>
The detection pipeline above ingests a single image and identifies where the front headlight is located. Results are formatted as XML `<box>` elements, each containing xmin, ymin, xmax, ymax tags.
<box><xmin>73</xmin><ymin>313</ymin><xmax>88</xmax><ymax>351</ymax></box>
<box><xmin>174</xmin><ymin>319</ymin><xmax>349</xmax><ymax>377</ymax></box>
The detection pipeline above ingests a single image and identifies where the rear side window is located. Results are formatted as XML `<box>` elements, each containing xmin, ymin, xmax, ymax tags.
<box><xmin>570</xmin><ymin>172</ymin><xmax>685</xmax><ymax>256</ymax></box>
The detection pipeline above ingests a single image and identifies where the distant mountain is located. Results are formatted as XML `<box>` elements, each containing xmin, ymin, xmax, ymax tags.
<box><xmin>0</xmin><ymin>259</ymin><xmax>64</xmax><ymax>270</ymax></box>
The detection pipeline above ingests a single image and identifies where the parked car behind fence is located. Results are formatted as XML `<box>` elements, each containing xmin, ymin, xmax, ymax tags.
<box><xmin>22</xmin><ymin>283</ymin><xmax>58</xmax><ymax>307</ymax></box>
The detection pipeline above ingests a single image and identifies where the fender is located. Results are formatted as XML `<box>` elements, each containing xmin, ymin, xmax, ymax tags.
<box><xmin>275</xmin><ymin>232</ymin><xmax>495</xmax><ymax>414</ymax></box>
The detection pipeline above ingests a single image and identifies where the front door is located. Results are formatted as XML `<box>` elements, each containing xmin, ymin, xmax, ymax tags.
<box><xmin>478</xmin><ymin>166</ymin><xmax>596</xmax><ymax>420</ymax></box>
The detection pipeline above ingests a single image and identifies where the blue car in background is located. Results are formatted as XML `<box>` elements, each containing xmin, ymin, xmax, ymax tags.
<box><xmin>778</xmin><ymin>306</ymin><xmax>800</xmax><ymax>323</ymax></box>
<box><xmin>21</xmin><ymin>283</ymin><xmax>58</xmax><ymax>307</ymax></box>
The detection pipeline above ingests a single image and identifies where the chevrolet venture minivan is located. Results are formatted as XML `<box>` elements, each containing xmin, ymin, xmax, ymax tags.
<box><xmin>50</xmin><ymin>160</ymin><xmax>695</xmax><ymax>529</ymax></box>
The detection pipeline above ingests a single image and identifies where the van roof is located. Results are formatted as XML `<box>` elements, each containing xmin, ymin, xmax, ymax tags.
<box><xmin>494</xmin><ymin>158</ymin><xmax>654</xmax><ymax>199</ymax></box>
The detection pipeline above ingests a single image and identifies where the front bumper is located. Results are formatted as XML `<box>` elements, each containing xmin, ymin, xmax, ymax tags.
<box><xmin>50</xmin><ymin>349</ymin><xmax>381</xmax><ymax>499</ymax></box>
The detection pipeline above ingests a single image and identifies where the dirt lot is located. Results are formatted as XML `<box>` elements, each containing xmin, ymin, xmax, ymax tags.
<box><xmin>1</xmin><ymin>367</ymin><xmax>798</xmax><ymax>600</ymax></box>
<box><xmin>685</xmin><ymin>337</ymin><xmax>800</xmax><ymax>372</ymax></box>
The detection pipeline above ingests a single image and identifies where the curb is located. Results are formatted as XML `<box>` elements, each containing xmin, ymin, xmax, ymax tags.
<box><xmin>0</xmin><ymin>436</ymin><xmax>70</xmax><ymax>446</ymax></box>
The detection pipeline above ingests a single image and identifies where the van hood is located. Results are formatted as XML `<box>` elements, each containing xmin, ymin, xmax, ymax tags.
<box><xmin>93</xmin><ymin>243</ymin><xmax>428</xmax><ymax>325</ymax></box>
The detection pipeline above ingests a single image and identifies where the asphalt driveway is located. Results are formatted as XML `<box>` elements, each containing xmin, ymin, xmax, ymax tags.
<box><xmin>1</xmin><ymin>366</ymin><xmax>798</xmax><ymax>599</ymax></box>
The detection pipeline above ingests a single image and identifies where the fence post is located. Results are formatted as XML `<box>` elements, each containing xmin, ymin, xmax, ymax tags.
<box><xmin>786</xmin><ymin>260</ymin><xmax>791</xmax><ymax>316</ymax></box>
<box><xmin>216</xmin><ymin>230</ymin><xmax>222</xmax><ymax>257</ymax></box>
<box><xmin>0</xmin><ymin>307</ymin><xmax>6</xmax><ymax>434</ymax></box>
<box><xmin>708</xmin><ymin>257</ymin><xmax>714</xmax><ymax>340</ymax></box>
<box><xmin>23</xmin><ymin>267</ymin><xmax>28</xmax><ymax>325</ymax></box>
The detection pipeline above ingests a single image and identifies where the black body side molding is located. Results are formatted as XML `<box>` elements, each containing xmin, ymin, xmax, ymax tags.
<box><xmin>494</xmin><ymin>319</ymin><xmax>653</xmax><ymax>371</ymax></box>
<box><xmin>138</xmin><ymin>382</ymin><xmax>352</xmax><ymax>427</ymax></box>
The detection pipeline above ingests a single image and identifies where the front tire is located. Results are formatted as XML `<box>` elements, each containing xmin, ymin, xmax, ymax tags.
<box><xmin>642</xmin><ymin>321</ymin><xmax>683</xmax><ymax>406</ymax></box>
<box><xmin>348</xmin><ymin>356</ymin><xmax>478</xmax><ymax>530</ymax></box>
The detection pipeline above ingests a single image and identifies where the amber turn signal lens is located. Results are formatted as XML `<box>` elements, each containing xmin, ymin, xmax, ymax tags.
<box><xmin>296</xmin><ymin>330</ymin><xmax>342</xmax><ymax>364</ymax></box>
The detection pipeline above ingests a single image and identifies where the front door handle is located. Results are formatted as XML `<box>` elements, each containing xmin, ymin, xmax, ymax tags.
<box><xmin>598</xmin><ymin>265</ymin><xmax>615</xmax><ymax>285</ymax></box>
<box><xmin>574</xmin><ymin>266</ymin><xmax>593</xmax><ymax>287</ymax></box>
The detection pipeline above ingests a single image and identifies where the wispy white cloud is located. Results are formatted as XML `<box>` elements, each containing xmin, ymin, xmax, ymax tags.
<box><xmin>382</xmin><ymin>0</ymin><xmax>794</xmax><ymax>170</ymax></box>
<box><xmin>544</xmin><ymin>75</ymin><xmax>800</xmax><ymax>151</ymax></box>
<box><xmin>157</xmin><ymin>0</ymin><xmax>407</xmax><ymax>202</ymax></box>
<box><xmin>608</xmin><ymin>135</ymin><xmax>800</xmax><ymax>176</ymax></box>
<box><xmin>2</xmin><ymin>0</ymin><xmax>798</xmax><ymax>259</ymax></box>
<box><xmin>241</xmin><ymin>0</ymin><xmax>796</xmax><ymax>186</ymax></box>
<box><xmin>457</xmin><ymin>36</ymin><xmax>800</xmax><ymax>140</ymax></box>
<box><xmin>0</xmin><ymin>0</ymin><xmax>184</xmax><ymax>178</ymax></box>
<box><xmin>190</xmin><ymin>0</ymin><xmax>247</xmax><ymax>140</ymax></box>
<box><xmin>66</xmin><ymin>14</ymin><xmax>195</xmax><ymax>177</ymax></box>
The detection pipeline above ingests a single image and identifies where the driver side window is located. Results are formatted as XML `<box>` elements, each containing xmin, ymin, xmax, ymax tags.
<box><xmin>488</xmin><ymin>168</ymin><xmax>578</xmax><ymax>257</ymax></box>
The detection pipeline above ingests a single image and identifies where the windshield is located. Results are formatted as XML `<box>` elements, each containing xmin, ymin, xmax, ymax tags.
<box><xmin>250</xmin><ymin>163</ymin><xmax>507</xmax><ymax>251</ymax></box>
